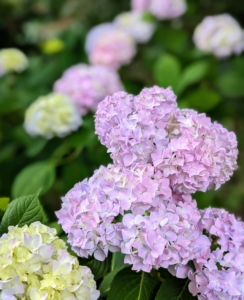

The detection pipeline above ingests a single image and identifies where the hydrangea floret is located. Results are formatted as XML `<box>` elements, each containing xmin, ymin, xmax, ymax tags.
<box><xmin>0</xmin><ymin>222</ymin><xmax>100</xmax><ymax>300</ymax></box>
<box><xmin>53</xmin><ymin>63</ymin><xmax>123</xmax><ymax>116</ymax></box>
<box><xmin>193</xmin><ymin>14</ymin><xmax>244</xmax><ymax>58</ymax></box>
<box><xmin>24</xmin><ymin>92</ymin><xmax>82</xmax><ymax>139</ymax></box>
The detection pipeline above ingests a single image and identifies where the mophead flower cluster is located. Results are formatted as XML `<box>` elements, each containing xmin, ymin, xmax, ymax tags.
<box><xmin>54</xmin><ymin>64</ymin><xmax>123</xmax><ymax>116</ymax></box>
<box><xmin>0</xmin><ymin>222</ymin><xmax>99</xmax><ymax>300</ymax></box>
<box><xmin>57</xmin><ymin>86</ymin><xmax>240</xmax><ymax>299</ymax></box>
<box><xmin>193</xmin><ymin>14</ymin><xmax>244</xmax><ymax>58</ymax></box>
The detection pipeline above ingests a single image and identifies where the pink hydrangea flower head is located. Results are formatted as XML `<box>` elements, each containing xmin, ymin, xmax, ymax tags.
<box><xmin>95</xmin><ymin>86</ymin><xmax>177</xmax><ymax>167</ymax></box>
<box><xmin>95</xmin><ymin>87</ymin><xmax>238</xmax><ymax>194</ymax></box>
<box><xmin>131</xmin><ymin>0</ymin><xmax>187</xmax><ymax>20</ymax></box>
<box><xmin>114</xmin><ymin>11</ymin><xmax>155</xmax><ymax>43</ymax></box>
<box><xmin>121</xmin><ymin>195</ymin><xmax>208</xmax><ymax>273</ymax></box>
<box><xmin>56</xmin><ymin>163</ymin><xmax>174</xmax><ymax>261</ymax></box>
<box><xmin>193</xmin><ymin>14</ymin><xmax>244</xmax><ymax>58</ymax></box>
<box><xmin>149</xmin><ymin>0</ymin><xmax>187</xmax><ymax>20</ymax></box>
<box><xmin>131</xmin><ymin>0</ymin><xmax>150</xmax><ymax>11</ymax></box>
<box><xmin>86</xmin><ymin>23</ymin><xmax>136</xmax><ymax>69</ymax></box>
<box><xmin>188</xmin><ymin>208</ymin><xmax>244</xmax><ymax>299</ymax></box>
<box><xmin>152</xmin><ymin>108</ymin><xmax>238</xmax><ymax>193</ymax></box>
<box><xmin>53</xmin><ymin>64</ymin><xmax>123</xmax><ymax>115</ymax></box>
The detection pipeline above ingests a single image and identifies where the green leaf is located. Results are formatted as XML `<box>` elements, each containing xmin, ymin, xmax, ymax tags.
<box><xmin>99</xmin><ymin>253</ymin><xmax>129</xmax><ymax>297</ymax></box>
<box><xmin>111</xmin><ymin>252</ymin><xmax>128</xmax><ymax>271</ymax></box>
<box><xmin>0</xmin><ymin>193</ymin><xmax>47</xmax><ymax>235</ymax></box>
<box><xmin>216</xmin><ymin>71</ymin><xmax>244</xmax><ymax>98</ymax></box>
<box><xmin>176</xmin><ymin>60</ymin><xmax>210</xmax><ymax>94</ymax></box>
<box><xmin>155</xmin><ymin>278</ymin><xmax>197</xmax><ymax>300</ymax></box>
<box><xmin>79</xmin><ymin>254</ymin><xmax>112</xmax><ymax>281</ymax></box>
<box><xmin>0</xmin><ymin>197</ymin><xmax>10</xmax><ymax>211</ymax></box>
<box><xmin>0</xmin><ymin>198</ymin><xmax>10</xmax><ymax>221</ymax></box>
<box><xmin>12</xmin><ymin>161</ymin><xmax>56</xmax><ymax>198</ymax></box>
<box><xmin>153</xmin><ymin>54</ymin><xmax>181</xmax><ymax>90</ymax></box>
<box><xmin>99</xmin><ymin>267</ymin><xmax>125</xmax><ymax>297</ymax></box>
<box><xmin>182</xmin><ymin>87</ymin><xmax>221</xmax><ymax>111</ymax></box>
<box><xmin>48</xmin><ymin>221</ymin><xmax>63</xmax><ymax>236</ymax></box>
<box><xmin>108</xmin><ymin>268</ymin><xmax>160</xmax><ymax>300</ymax></box>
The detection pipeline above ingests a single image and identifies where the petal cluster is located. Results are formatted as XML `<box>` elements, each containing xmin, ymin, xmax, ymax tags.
<box><xmin>95</xmin><ymin>87</ymin><xmax>238</xmax><ymax>194</ymax></box>
<box><xmin>85</xmin><ymin>24</ymin><xmax>136</xmax><ymax>70</ymax></box>
<box><xmin>114</xmin><ymin>11</ymin><xmax>155</xmax><ymax>43</ymax></box>
<box><xmin>24</xmin><ymin>92</ymin><xmax>82</xmax><ymax>139</ymax></box>
<box><xmin>0</xmin><ymin>48</ymin><xmax>28</xmax><ymax>75</ymax></box>
<box><xmin>57</xmin><ymin>164</ymin><xmax>208</xmax><ymax>274</ymax></box>
<box><xmin>54</xmin><ymin>64</ymin><xmax>123</xmax><ymax>115</ymax></box>
<box><xmin>189</xmin><ymin>208</ymin><xmax>244</xmax><ymax>299</ymax></box>
<box><xmin>0</xmin><ymin>222</ymin><xmax>99</xmax><ymax>300</ymax></box>
<box><xmin>193</xmin><ymin>14</ymin><xmax>244</xmax><ymax>57</ymax></box>
<box><xmin>131</xmin><ymin>0</ymin><xmax>187</xmax><ymax>20</ymax></box>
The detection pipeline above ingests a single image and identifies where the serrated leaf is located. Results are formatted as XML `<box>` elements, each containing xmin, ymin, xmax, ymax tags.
<box><xmin>111</xmin><ymin>252</ymin><xmax>128</xmax><ymax>271</ymax></box>
<box><xmin>153</xmin><ymin>54</ymin><xmax>181</xmax><ymax>90</ymax></box>
<box><xmin>108</xmin><ymin>268</ymin><xmax>160</xmax><ymax>300</ymax></box>
<box><xmin>0</xmin><ymin>198</ymin><xmax>10</xmax><ymax>211</ymax></box>
<box><xmin>79</xmin><ymin>254</ymin><xmax>112</xmax><ymax>281</ymax></box>
<box><xmin>12</xmin><ymin>161</ymin><xmax>56</xmax><ymax>198</ymax></box>
<box><xmin>0</xmin><ymin>193</ymin><xmax>47</xmax><ymax>235</ymax></box>
<box><xmin>155</xmin><ymin>278</ymin><xmax>197</xmax><ymax>300</ymax></box>
<box><xmin>176</xmin><ymin>60</ymin><xmax>210</xmax><ymax>94</ymax></box>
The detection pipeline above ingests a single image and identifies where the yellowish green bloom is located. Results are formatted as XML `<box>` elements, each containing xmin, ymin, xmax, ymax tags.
<box><xmin>24</xmin><ymin>93</ymin><xmax>82</xmax><ymax>139</ymax></box>
<box><xmin>0</xmin><ymin>48</ymin><xmax>28</xmax><ymax>75</ymax></box>
<box><xmin>40</xmin><ymin>39</ymin><xmax>65</xmax><ymax>55</ymax></box>
<box><xmin>0</xmin><ymin>222</ymin><xmax>100</xmax><ymax>299</ymax></box>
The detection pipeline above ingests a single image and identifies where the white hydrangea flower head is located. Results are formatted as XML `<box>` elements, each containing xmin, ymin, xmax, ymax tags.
<box><xmin>193</xmin><ymin>14</ymin><xmax>244</xmax><ymax>57</ymax></box>
<box><xmin>0</xmin><ymin>48</ymin><xmax>28</xmax><ymax>74</ymax></box>
<box><xmin>24</xmin><ymin>93</ymin><xmax>82</xmax><ymax>139</ymax></box>
<box><xmin>0</xmin><ymin>222</ymin><xmax>100</xmax><ymax>300</ymax></box>
<box><xmin>114</xmin><ymin>11</ymin><xmax>155</xmax><ymax>43</ymax></box>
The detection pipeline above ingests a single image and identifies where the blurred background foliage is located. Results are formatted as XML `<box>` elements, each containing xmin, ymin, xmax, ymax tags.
<box><xmin>1</xmin><ymin>0</ymin><xmax>244</xmax><ymax>224</ymax></box>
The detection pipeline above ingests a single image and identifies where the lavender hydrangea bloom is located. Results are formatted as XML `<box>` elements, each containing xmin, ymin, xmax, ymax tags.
<box><xmin>189</xmin><ymin>208</ymin><xmax>244</xmax><ymax>299</ymax></box>
<box><xmin>56</xmin><ymin>164</ymin><xmax>173</xmax><ymax>261</ymax></box>
<box><xmin>85</xmin><ymin>23</ymin><xmax>136</xmax><ymax>70</ymax></box>
<box><xmin>131</xmin><ymin>0</ymin><xmax>187</xmax><ymax>20</ymax></box>
<box><xmin>121</xmin><ymin>195</ymin><xmax>209</xmax><ymax>273</ymax></box>
<box><xmin>53</xmin><ymin>64</ymin><xmax>123</xmax><ymax>115</ymax></box>
<box><xmin>95</xmin><ymin>87</ymin><xmax>238</xmax><ymax>194</ymax></box>
<box><xmin>95</xmin><ymin>86</ymin><xmax>177</xmax><ymax>167</ymax></box>
<box><xmin>193</xmin><ymin>14</ymin><xmax>244</xmax><ymax>58</ymax></box>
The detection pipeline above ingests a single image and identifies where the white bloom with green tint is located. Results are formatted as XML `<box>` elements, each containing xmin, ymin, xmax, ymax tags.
<box><xmin>0</xmin><ymin>48</ymin><xmax>28</xmax><ymax>75</ymax></box>
<box><xmin>24</xmin><ymin>93</ymin><xmax>82</xmax><ymax>139</ymax></box>
<box><xmin>0</xmin><ymin>222</ymin><xmax>100</xmax><ymax>300</ymax></box>
<box><xmin>114</xmin><ymin>11</ymin><xmax>155</xmax><ymax>43</ymax></box>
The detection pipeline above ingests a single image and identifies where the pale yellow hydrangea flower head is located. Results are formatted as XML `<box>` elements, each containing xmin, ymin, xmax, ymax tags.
<box><xmin>24</xmin><ymin>93</ymin><xmax>82</xmax><ymax>139</ymax></box>
<box><xmin>0</xmin><ymin>48</ymin><xmax>28</xmax><ymax>74</ymax></box>
<box><xmin>0</xmin><ymin>222</ymin><xmax>100</xmax><ymax>300</ymax></box>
